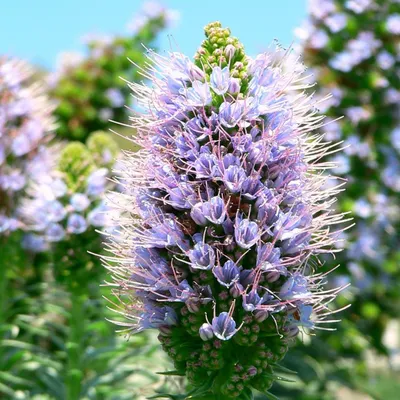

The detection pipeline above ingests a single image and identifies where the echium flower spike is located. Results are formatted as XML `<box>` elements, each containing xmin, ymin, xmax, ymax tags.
<box><xmin>19</xmin><ymin>132</ymin><xmax>118</xmax><ymax>282</ymax></box>
<box><xmin>104</xmin><ymin>22</ymin><xmax>347</xmax><ymax>399</ymax></box>
<box><xmin>296</xmin><ymin>0</ymin><xmax>400</xmax><ymax>363</ymax></box>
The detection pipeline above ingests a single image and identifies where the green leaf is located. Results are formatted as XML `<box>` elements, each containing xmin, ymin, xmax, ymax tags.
<box><xmin>264</xmin><ymin>391</ymin><xmax>280</xmax><ymax>400</ymax></box>
<box><xmin>272</xmin><ymin>364</ymin><xmax>298</xmax><ymax>375</ymax></box>
<box><xmin>156</xmin><ymin>370</ymin><xmax>186</xmax><ymax>376</ymax></box>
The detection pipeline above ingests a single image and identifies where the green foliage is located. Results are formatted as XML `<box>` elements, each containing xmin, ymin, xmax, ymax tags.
<box><xmin>51</xmin><ymin>11</ymin><xmax>171</xmax><ymax>142</ymax></box>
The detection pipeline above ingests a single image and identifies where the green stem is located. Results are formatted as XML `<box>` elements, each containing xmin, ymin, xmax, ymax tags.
<box><xmin>66</xmin><ymin>292</ymin><xmax>85</xmax><ymax>400</ymax></box>
<box><xmin>0</xmin><ymin>236</ymin><xmax>9</xmax><ymax>328</ymax></box>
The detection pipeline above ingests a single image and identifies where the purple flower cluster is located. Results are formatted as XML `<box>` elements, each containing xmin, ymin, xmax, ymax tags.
<box><xmin>19</xmin><ymin>167</ymin><xmax>113</xmax><ymax>252</ymax></box>
<box><xmin>0</xmin><ymin>57</ymin><xmax>54</xmax><ymax>234</ymax></box>
<box><xmin>104</xmin><ymin>22</ymin><xmax>346</xmax><ymax>396</ymax></box>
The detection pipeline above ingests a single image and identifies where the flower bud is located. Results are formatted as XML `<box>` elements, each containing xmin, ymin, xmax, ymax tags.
<box><xmin>199</xmin><ymin>323</ymin><xmax>214</xmax><ymax>341</ymax></box>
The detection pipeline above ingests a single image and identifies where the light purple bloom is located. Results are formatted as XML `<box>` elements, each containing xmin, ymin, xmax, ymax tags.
<box><xmin>70</xmin><ymin>193</ymin><xmax>90</xmax><ymax>211</ymax></box>
<box><xmin>188</xmin><ymin>242</ymin><xmax>215</xmax><ymax>270</ymax></box>
<box><xmin>203</xmin><ymin>196</ymin><xmax>227</xmax><ymax>225</ymax></box>
<box><xmin>47</xmin><ymin>200</ymin><xmax>67</xmax><ymax>223</ymax></box>
<box><xmin>186</xmin><ymin>81</ymin><xmax>212</xmax><ymax>107</ymax></box>
<box><xmin>213</xmin><ymin>260</ymin><xmax>240</xmax><ymax>288</ymax></box>
<box><xmin>210</xmin><ymin>66</ymin><xmax>230</xmax><ymax>95</ymax></box>
<box><xmin>219</xmin><ymin>101</ymin><xmax>245</xmax><ymax>128</ymax></box>
<box><xmin>87</xmin><ymin>203</ymin><xmax>108</xmax><ymax>227</ymax></box>
<box><xmin>45</xmin><ymin>223</ymin><xmax>65</xmax><ymax>242</ymax></box>
<box><xmin>67</xmin><ymin>213</ymin><xmax>88</xmax><ymax>234</ymax></box>
<box><xmin>345</xmin><ymin>0</ymin><xmax>371</xmax><ymax>13</ymax></box>
<box><xmin>87</xmin><ymin>168</ymin><xmax>108</xmax><ymax>196</ymax></box>
<box><xmin>211</xmin><ymin>312</ymin><xmax>238</xmax><ymax>340</ymax></box>
<box><xmin>106</xmin><ymin>88</ymin><xmax>125</xmax><ymax>107</ymax></box>
<box><xmin>325</xmin><ymin>13</ymin><xmax>347</xmax><ymax>32</ymax></box>
<box><xmin>223</xmin><ymin>165</ymin><xmax>247</xmax><ymax>193</ymax></box>
<box><xmin>102</xmin><ymin>24</ymin><xmax>347</xmax><ymax>362</ymax></box>
<box><xmin>280</xmin><ymin>274</ymin><xmax>311</xmax><ymax>300</ymax></box>
<box><xmin>387</xmin><ymin>14</ymin><xmax>400</xmax><ymax>34</ymax></box>
<box><xmin>234</xmin><ymin>218</ymin><xmax>259</xmax><ymax>249</ymax></box>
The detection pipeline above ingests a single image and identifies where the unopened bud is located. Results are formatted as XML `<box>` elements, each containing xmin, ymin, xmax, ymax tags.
<box><xmin>186</xmin><ymin>298</ymin><xmax>200</xmax><ymax>313</ymax></box>
<box><xmin>247</xmin><ymin>366</ymin><xmax>258</xmax><ymax>377</ymax></box>
<box><xmin>158</xmin><ymin>325</ymin><xmax>172</xmax><ymax>337</ymax></box>
<box><xmin>225</xmin><ymin>44</ymin><xmax>236</xmax><ymax>59</ymax></box>
<box><xmin>266</xmin><ymin>271</ymin><xmax>280</xmax><ymax>283</ymax></box>
<box><xmin>199</xmin><ymin>323</ymin><xmax>214</xmax><ymax>341</ymax></box>
<box><xmin>284</xmin><ymin>324</ymin><xmax>300</xmax><ymax>338</ymax></box>
<box><xmin>254</xmin><ymin>309</ymin><xmax>269</xmax><ymax>323</ymax></box>
<box><xmin>230</xmin><ymin>282</ymin><xmax>242</xmax><ymax>298</ymax></box>
<box><xmin>228</xmin><ymin>78</ymin><xmax>240</xmax><ymax>94</ymax></box>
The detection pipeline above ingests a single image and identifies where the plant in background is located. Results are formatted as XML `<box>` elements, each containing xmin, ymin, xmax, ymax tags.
<box><xmin>20</xmin><ymin>131</ymin><xmax>118</xmax><ymax>288</ymax></box>
<box><xmin>0</xmin><ymin>57</ymin><xmax>57</xmax><ymax>396</ymax></box>
<box><xmin>0</xmin><ymin>57</ymin><xmax>55</xmax><ymax>236</ymax></box>
<box><xmin>15</xmin><ymin>130</ymin><xmax>165</xmax><ymax>400</ymax></box>
<box><xmin>276</xmin><ymin>0</ymin><xmax>400</xmax><ymax>397</ymax></box>
<box><xmin>103</xmin><ymin>21</ymin><xmax>348</xmax><ymax>399</ymax></box>
<box><xmin>50</xmin><ymin>2</ymin><xmax>178</xmax><ymax>142</ymax></box>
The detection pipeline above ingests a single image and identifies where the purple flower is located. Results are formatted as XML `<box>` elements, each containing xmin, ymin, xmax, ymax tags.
<box><xmin>87</xmin><ymin>168</ymin><xmax>108</xmax><ymax>196</ymax></box>
<box><xmin>22</xmin><ymin>233</ymin><xmax>49</xmax><ymax>252</ymax></box>
<box><xmin>87</xmin><ymin>203</ymin><xmax>108</xmax><ymax>227</ymax></box>
<box><xmin>67</xmin><ymin>213</ymin><xmax>88</xmax><ymax>234</ymax></box>
<box><xmin>0</xmin><ymin>57</ymin><xmax>54</xmax><ymax>229</ymax></box>
<box><xmin>211</xmin><ymin>312</ymin><xmax>239</xmax><ymax>340</ymax></box>
<box><xmin>190</xmin><ymin>202</ymin><xmax>208</xmax><ymax>226</ymax></box>
<box><xmin>223</xmin><ymin>165</ymin><xmax>247</xmax><ymax>193</ymax></box>
<box><xmin>289</xmin><ymin>304</ymin><xmax>314</xmax><ymax>329</ymax></box>
<box><xmin>142</xmin><ymin>305</ymin><xmax>178</xmax><ymax>329</ymax></box>
<box><xmin>70</xmin><ymin>193</ymin><xmax>90</xmax><ymax>211</ymax></box>
<box><xmin>194</xmin><ymin>153</ymin><xmax>217</xmax><ymax>178</ymax></box>
<box><xmin>106</xmin><ymin>88</ymin><xmax>125</xmax><ymax>107</ymax></box>
<box><xmin>325</xmin><ymin>13</ymin><xmax>347</xmax><ymax>32</ymax></box>
<box><xmin>279</xmin><ymin>274</ymin><xmax>311</xmax><ymax>300</ymax></box>
<box><xmin>234</xmin><ymin>218</ymin><xmax>260</xmax><ymax>249</ymax></box>
<box><xmin>242</xmin><ymin>291</ymin><xmax>263</xmax><ymax>312</ymax></box>
<box><xmin>45</xmin><ymin>223</ymin><xmax>65</xmax><ymax>242</ymax></box>
<box><xmin>102</xmin><ymin>23</ymin><xmax>347</xmax><ymax>387</ymax></box>
<box><xmin>188</xmin><ymin>242</ymin><xmax>215</xmax><ymax>270</ymax></box>
<box><xmin>213</xmin><ymin>260</ymin><xmax>240</xmax><ymax>288</ymax></box>
<box><xmin>46</xmin><ymin>200</ymin><xmax>67</xmax><ymax>223</ymax></box>
<box><xmin>387</xmin><ymin>14</ymin><xmax>400</xmax><ymax>34</ymax></box>
<box><xmin>203</xmin><ymin>196</ymin><xmax>227</xmax><ymax>225</ymax></box>
<box><xmin>186</xmin><ymin>81</ymin><xmax>212</xmax><ymax>107</ymax></box>
<box><xmin>219</xmin><ymin>101</ymin><xmax>244</xmax><ymax>128</ymax></box>
<box><xmin>210</xmin><ymin>66</ymin><xmax>230</xmax><ymax>95</ymax></box>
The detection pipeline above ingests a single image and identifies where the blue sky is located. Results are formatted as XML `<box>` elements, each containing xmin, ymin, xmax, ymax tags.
<box><xmin>1</xmin><ymin>0</ymin><xmax>306</xmax><ymax>70</ymax></box>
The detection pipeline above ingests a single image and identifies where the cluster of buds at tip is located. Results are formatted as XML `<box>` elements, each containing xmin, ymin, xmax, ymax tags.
<box><xmin>194</xmin><ymin>21</ymin><xmax>248</xmax><ymax>86</ymax></box>
<box><xmin>104</xmin><ymin>21</ymin><xmax>347</xmax><ymax>399</ymax></box>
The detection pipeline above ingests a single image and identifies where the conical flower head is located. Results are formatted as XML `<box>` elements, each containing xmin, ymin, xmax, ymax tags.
<box><xmin>104</xmin><ymin>22</ymin><xmax>347</xmax><ymax>398</ymax></box>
